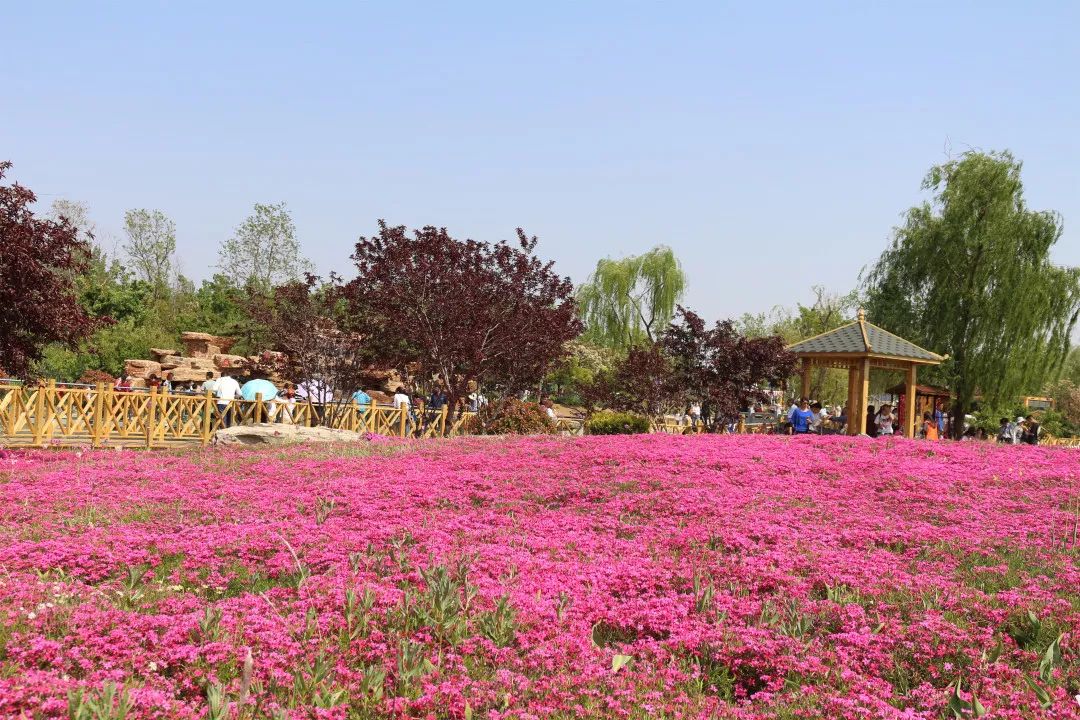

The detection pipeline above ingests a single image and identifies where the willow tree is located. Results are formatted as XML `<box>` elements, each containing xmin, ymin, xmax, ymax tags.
<box><xmin>577</xmin><ymin>246</ymin><xmax>686</xmax><ymax>348</ymax></box>
<box><xmin>864</xmin><ymin>150</ymin><xmax>1080</xmax><ymax>436</ymax></box>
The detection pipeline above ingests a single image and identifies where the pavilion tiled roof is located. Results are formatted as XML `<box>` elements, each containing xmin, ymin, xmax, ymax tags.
<box><xmin>787</xmin><ymin>311</ymin><xmax>944</xmax><ymax>363</ymax></box>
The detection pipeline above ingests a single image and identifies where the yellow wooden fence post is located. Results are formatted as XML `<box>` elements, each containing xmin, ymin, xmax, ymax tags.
<box><xmin>255</xmin><ymin>392</ymin><xmax>264</xmax><ymax>426</ymax></box>
<box><xmin>92</xmin><ymin>383</ymin><xmax>105</xmax><ymax>448</ymax></box>
<box><xmin>440</xmin><ymin>406</ymin><xmax>448</xmax><ymax>437</ymax></box>
<box><xmin>398</xmin><ymin>406</ymin><xmax>407</xmax><ymax>438</ymax></box>
<box><xmin>145</xmin><ymin>387</ymin><xmax>157</xmax><ymax>449</ymax></box>
<box><xmin>31</xmin><ymin>381</ymin><xmax>49</xmax><ymax>447</ymax></box>
<box><xmin>201</xmin><ymin>389</ymin><xmax>213</xmax><ymax>445</ymax></box>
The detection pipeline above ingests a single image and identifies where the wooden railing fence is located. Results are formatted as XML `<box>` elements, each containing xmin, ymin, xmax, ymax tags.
<box><xmin>0</xmin><ymin>382</ymin><xmax>478</xmax><ymax>448</ymax></box>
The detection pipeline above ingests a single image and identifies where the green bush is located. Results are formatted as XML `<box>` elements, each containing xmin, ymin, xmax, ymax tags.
<box><xmin>585</xmin><ymin>411</ymin><xmax>651</xmax><ymax>435</ymax></box>
<box><xmin>467</xmin><ymin>398</ymin><xmax>555</xmax><ymax>436</ymax></box>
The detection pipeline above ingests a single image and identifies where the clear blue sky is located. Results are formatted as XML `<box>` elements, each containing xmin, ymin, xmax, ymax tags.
<box><xmin>5</xmin><ymin>2</ymin><xmax>1079</xmax><ymax>323</ymax></box>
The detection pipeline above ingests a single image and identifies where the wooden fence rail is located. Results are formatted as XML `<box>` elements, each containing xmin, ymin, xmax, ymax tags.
<box><xmin>0</xmin><ymin>382</ymin><xmax>480</xmax><ymax>448</ymax></box>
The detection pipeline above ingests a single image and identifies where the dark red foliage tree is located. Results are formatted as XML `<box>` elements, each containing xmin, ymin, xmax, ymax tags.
<box><xmin>661</xmin><ymin>307</ymin><xmax>796</xmax><ymax>422</ymax></box>
<box><xmin>245</xmin><ymin>274</ymin><xmax>368</xmax><ymax>420</ymax></box>
<box><xmin>344</xmin><ymin>222</ymin><xmax>581</xmax><ymax>412</ymax></box>
<box><xmin>0</xmin><ymin>162</ymin><xmax>100</xmax><ymax>377</ymax></box>
<box><xmin>580</xmin><ymin>344</ymin><xmax>678</xmax><ymax>416</ymax></box>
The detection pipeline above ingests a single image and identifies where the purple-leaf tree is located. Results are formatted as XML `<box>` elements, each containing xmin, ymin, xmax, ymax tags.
<box><xmin>0</xmin><ymin>162</ymin><xmax>101</xmax><ymax>377</ymax></box>
<box><xmin>343</xmin><ymin>222</ymin><xmax>582</xmax><ymax>413</ymax></box>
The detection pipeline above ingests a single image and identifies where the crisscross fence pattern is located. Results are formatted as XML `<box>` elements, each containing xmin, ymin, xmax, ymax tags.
<box><xmin>0</xmin><ymin>382</ymin><xmax>479</xmax><ymax>448</ymax></box>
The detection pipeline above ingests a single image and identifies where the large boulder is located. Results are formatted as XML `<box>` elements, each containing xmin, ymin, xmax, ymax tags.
<box><xmin>124</xmin><ymin>359</ymin><xmax>161</xmax><ymax>378</ymax></box>
<box><xmin>181</xmin><ymin>332</ymin><xmax>236</xmax><ymax>358</ymax></box>
<box><xmin>213</xmin><ymin>353</ymin><xmax>248</xmax><ymax>370</ymax></box>
<box><xmin>212</xmin><ymin>423</ymin><xmax>372</xmax><ymax>446</ymax></box>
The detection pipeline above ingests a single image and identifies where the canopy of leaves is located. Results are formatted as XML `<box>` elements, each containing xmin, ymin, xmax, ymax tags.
<box><xmin>219</xmin><ymin>202</ymin><xmax>310</xmax><ymax>291</ymax></box>
<box><xmin>863</xmin><ymin>150</ymin><xmax>1080</xmax><ymax>432</ymax></box>
<box><xmin>580</xmin><ymin>344</ymin><xmax>677</xmax><ymax>416</ymax></box>
<box><xmin>739</xmin><ymin>285</ymin><xmax>858</xmax><ymax>404</ymax></box>
<box><xmin>577</xmin><ymin>246</ymin><xmax>685</xmax><ymax>348</ymax></box>
<box><xmin>246</xmin><ymin>275</ymin><xmax>366</xmax><ymax>405</ymax></box>
<box><xmin>0</xmin><ymin>162</ymin><xmax>101</xmax><ymax>377</ymax></box>
<box><xmin>661</xmin><ymin>307</ymin><xmax>796</xmax><ymax>422</ymax></box>
<box><xmin>122</xmin><ymin>208</ymin><xmax>176</xmax><ymax>293</ymax></box>
<box><xmin>344</xmin><ymin>221</ymin><xmax>581</xmax><ymax>406</ymax></box>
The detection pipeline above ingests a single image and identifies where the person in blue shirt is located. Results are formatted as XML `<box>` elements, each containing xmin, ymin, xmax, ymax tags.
<box><xmin>351</xmin><ymin>388</ymin><xmax>372</xmax><ymax>407</ymax></box>
<box><xmin>790</xmin><ymin>398</ymin><xmax>814</xmax><ymax>435</ymax></box>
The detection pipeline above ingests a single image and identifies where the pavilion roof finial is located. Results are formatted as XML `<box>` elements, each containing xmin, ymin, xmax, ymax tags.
<box><xmin>856</xmin><ymin>308</ymin><xmax>871</xmax><ymax>351</ymax></box>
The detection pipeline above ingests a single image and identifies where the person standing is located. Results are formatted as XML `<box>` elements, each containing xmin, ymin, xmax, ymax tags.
<box><xmin>393</xmin><ymin>386</ymin><xmax>414</xmax><ymax>435</ymax></box>
<box><xmin>201</xmin><ymin>372</ymin><xmax>217</xmax><ymax>396</ymax></box>
<box><xmin>875</xmin><ymin>404</ymin><xmax>895</xmax><ymax>437</ymax></box>
<box><xmin>214</xmin><ymin>374</ymin><xmax>242</xmax><ymax>428</ymax></box>
<box><xmin>865</xmin><ymin>405</ymin><xmax>878</xmax><ymax>437</ymax></box>
<box><xmin>997</xmin><ymin>417</ymin><xmax>1014</xmax><ymax>444</ymax></box>
<box><xmin>790</xmin><ymin>398</ymin><xmax>813</xmax><ymax>435</ymax></box>
<box><xmin>1021</xmin><ymin>417</ymin><xmax>1040</xmax><ymax>445</ymax></box>
<box><xmin>922</xmin><ymin>412</ymin><xmax>939</xmax><ymax>440</ymax></box>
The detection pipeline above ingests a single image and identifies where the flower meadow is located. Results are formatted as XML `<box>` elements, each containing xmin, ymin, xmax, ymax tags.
<box><xmin>2</xmin><ymin>436</ymin><xmax>1080</xmax><ymax>719</ymax></box>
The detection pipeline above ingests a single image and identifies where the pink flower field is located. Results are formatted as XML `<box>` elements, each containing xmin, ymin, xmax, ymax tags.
<box><xmin>2</xmin><ymin>435</ymin><xmax>1080</xmax><ymax>719</ymax></box>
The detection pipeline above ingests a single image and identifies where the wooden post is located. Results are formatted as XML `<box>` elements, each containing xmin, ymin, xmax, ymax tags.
<box><xmin>398</xmin><ymin>405</ymin><xmax>407</xmax><ymax>438</ymax></box>
<box><xmin>846</xmin><ymin>367</ymin><xmax>855</xmax><ymax>433</ymax></box>
<box><xmin>145</xmin><ymin>387</ymin><xmax>157</xmax><ymax>449</ymax></box>
<box><xmin>440</xmin><ymin>406</ymin><xmax>448</xmax><ymax>437</ymax></box>
<box><xmin>32</xmin><ymin>381</ymin><xmax>49</xmax><ymax>447</ymax></box>
<box><xmin>255</xmin><ymin>392</ymin><xmax>264</xmax><ymax>426</ymax></box>
<box><xmin>201</xmin><ymin>389</ymin><xmax>213</xmax><ymax>444</ymax></box>
<box><xmin>905</xmin><ymin>364</ymin><xmax>918</xmax><ymax>438</ymax></box>
<box><xmin>800</xmin><ymin>358</ymin><xmax>812</xmax><ymax>400</ymax></box>
<box><xmin>91</xmin><ymin>383</ymin><xmax>105</xmax><ymax>448</ymax></box>
<box><xmin>857</xmin><ymin>358</ymin><xmax>871</xmax><ymax>435</ymax></box>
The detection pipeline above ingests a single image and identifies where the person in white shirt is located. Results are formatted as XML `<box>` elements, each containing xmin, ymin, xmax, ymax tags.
<box><xmin>809</xmin><ymin>402</ymin><xmax>826</xmax><ymax>433</ymax></box>
<box><xmin>875</xmin><ymin>404</ymin><xmax>895</xmax><ymax>436</ymax></box>
<box><xmin>214</xmin><ymin>375</ymin><xmax>242</xmax><ymax>427</ymax></box>
<box><xmin>542</xmin><ymin>398</ymin><xmax>557</xmax><ymax>421</ymax></box>
<box><xmin>393</xmin><ymin>387</ymin><xmax>415</xmax><ymax>435</ymax></box>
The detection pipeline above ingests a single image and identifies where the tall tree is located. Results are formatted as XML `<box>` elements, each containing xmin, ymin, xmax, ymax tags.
<box><xmin>220</xmin><ymin>202</ymin><xmax>309</xmax><ymax>290</ymax></box>
<box><xmin>740</xmin><ymin>286</ymin><xmax>858</xmax><ymax>403</ymax></box>
<box><xmin>864</xmin><ymin>150</ymin><xmax>1080</xmax><ymax>436</ymax></box>
<box><xmin>661</xmin><ymin>307</ymin><xmax>796</xmax><ymax>423</ymax></box>
<box><xmin>344</xmin><ymin>221</ymin><xmax>582</xmax><ymax>412</ymax></box>
<box><xmin>0</xmin><ymin>161</ymin><xmax>101</xmax><ymax>376</ymax></box>
<box><xmin>122</xmin><ymin>208</ymin><xmax>176</xmax><ymax>293</ymax></box>
<box><xmin>577</xmin><ymin>245</ymin><xmax>686</xmax><ymax>348</ymax></box>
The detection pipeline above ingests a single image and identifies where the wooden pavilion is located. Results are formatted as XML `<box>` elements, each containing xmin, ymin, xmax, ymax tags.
<box><xmin>787</xmin><ymin>310</ymin><xmax>946</xmax><ymax>437</ymax></box>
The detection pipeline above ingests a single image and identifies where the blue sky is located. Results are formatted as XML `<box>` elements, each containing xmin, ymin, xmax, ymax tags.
<box><xmin>4</xmin><ymin>2</ymin><xmax>1079</xmax><ymax>323</ymax></box>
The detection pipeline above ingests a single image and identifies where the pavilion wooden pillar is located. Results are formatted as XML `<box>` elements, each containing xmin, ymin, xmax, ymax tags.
<box><xmin>905</xmin><ymin>364</ymin><xmax>917</xmax><ymax>438</ymax></box>
<box><xmin>800</xmin><ymin>358</ymin><xmax>812</xmax><ymax>400</ymax></box>
<box><xmin>846</xmin><ymin>364</ymin><xmax>858</xmax><ymax>436</ymax></box>
<box><xmin>857</xmin><ymin>357</ymin><xmax>871</xmax><ymax>434</ymax></box>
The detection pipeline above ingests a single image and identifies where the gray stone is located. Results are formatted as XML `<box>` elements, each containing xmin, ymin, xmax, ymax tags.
<box><xmin>212</xmin><ymin>423</ymin><xmax>370</xmax><ymax>446</ymax></box>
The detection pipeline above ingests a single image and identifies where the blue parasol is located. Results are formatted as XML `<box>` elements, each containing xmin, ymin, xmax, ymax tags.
<box><xmin>240</xmin><ymin>378</ymin><xmax>279</xmax><ymax>402</ymax></box>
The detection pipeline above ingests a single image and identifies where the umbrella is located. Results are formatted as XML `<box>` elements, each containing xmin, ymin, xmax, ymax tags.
<box><xmin>241</xmin><ymin>379</ymin><xmax>279</xmax><ymax>402</ymax></box>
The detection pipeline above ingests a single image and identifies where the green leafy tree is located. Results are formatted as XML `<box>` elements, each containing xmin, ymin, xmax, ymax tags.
<box><xmin>122</xmin><ymin>209</ymin><xmax>176</xmax><ymax>294</ymax></box>
<box><xmin>738</xmin><ymin>286</ymin><xmax>857</xmax><ymax>404</ymax></box>
<box><xmin>577</xmin><ymin>246</ymin><xmax>686</xmax><ymax>348</ymax></box>
<box><xmin>219</xmin><ymin>202</ymin><xmax>310</xmax><ymax>290</ymax></box>
<box><xmin>864</xmin><ymin>150</ymin><xmax>1080</xmax><ymax>436</ymax></box>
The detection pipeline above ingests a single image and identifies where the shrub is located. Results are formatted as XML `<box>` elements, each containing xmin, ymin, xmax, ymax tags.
<box><xmin>585</xmin><ymin>411</ymin><xmax>651</xmax><ymax>435</ymax></box>
<box><xmin>468</xmin><ymin>398</ymin><xmax>555</xmax><ymax>436</ymax></box>
<box><xmin>77</xmin><ymin>369</ymin><xmax>116</xmax><ymax>386</ymax></box>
